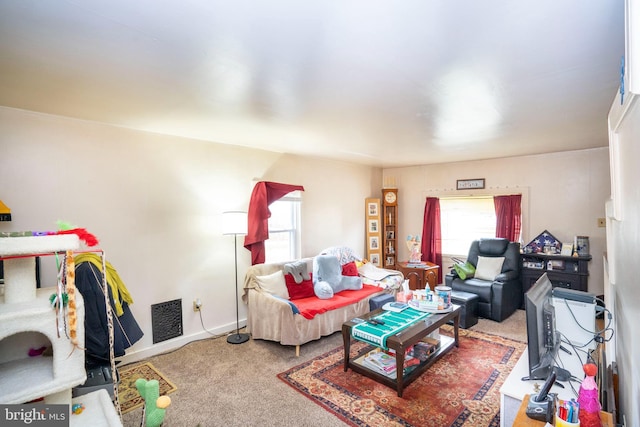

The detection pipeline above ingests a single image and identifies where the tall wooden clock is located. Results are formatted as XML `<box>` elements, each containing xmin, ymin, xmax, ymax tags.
<box><xmin>381</xmin><ymin>188</ymin><xmax>398</xmax><ymax>268</ymax></box>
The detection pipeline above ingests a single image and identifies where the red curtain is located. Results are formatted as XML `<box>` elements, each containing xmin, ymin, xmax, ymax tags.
<box><xmin>421</xmin><ymin>197</ymin><xmax>442</xmax><ymax>283</ymax></box>
<box><xmin>244</xmin><ymin>181</ymin><xmax>305</xmax><ymax>265</ymax></box>
<box><xmin>494</xmin><ymin>194</ymin><xmax>522</xmax><ymax>242</ymax></box>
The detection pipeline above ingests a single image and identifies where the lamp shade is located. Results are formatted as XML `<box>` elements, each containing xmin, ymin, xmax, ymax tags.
<box><xmin>222</xmin><ymin>211</ymin><xmax>248</xmax><ymax>235</ymax></box>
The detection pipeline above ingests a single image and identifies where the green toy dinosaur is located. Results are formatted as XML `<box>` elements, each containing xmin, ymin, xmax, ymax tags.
<box><xmin>135</xmin><ymin>378</ymin><xmax>171</xmax><ymax>427</ymax></box>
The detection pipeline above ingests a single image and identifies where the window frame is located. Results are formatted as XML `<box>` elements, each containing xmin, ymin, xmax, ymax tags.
<box><xmin>437</xmin><ymin>190</ymin><xmax>526</xmax><ymax>257</ymax></box>
<box><xmin>440</xmin><ymin>195</ymin><xmax>498</xmax><ymax>257</ymax></box>
<box><xmin>264</xmin><ymin>192</ymin><xmax>302</xmax><ymax>263</ymax></box>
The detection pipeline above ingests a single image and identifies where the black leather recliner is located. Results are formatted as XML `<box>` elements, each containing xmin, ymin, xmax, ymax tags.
<box><xmin>445</xmin><ymin>238</ymin><xmax>522</xmax><ymax>322</ymax></box>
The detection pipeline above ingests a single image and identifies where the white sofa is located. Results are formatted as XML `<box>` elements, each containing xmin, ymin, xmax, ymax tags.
<box><xmin>242</xmin><ymin>257</ymin><xmax>401</xmax><ymax>355</ymax></box>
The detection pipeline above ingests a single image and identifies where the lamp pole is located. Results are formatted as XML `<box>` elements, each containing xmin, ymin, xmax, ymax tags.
<box><xmin>227</xmin><ymin>233</ymin><xmax>249</xmax><ymax>344</ymax></box>
<box><xmin>223</xmin><ymin>211</ymin><xmax>249</xmax><ymax>345</ymax></box>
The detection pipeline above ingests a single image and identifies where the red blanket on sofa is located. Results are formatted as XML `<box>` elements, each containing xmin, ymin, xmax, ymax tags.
<box><xmin>293</xmin><ymin>284</ymin><xmax>383</xmax><ymax>319</ymax></box>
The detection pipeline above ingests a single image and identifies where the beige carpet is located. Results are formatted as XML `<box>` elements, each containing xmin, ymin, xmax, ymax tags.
<box><xmin>119</xmin><ymin>309</ymin><xmax>526</xmax><ymax>427</ymax></box>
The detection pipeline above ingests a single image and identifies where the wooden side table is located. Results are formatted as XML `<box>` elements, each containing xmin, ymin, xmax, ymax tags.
<box><xmin>397</xmin><ymin>261</ymin><xmax>439</xmax><ymax>291</ymax></box>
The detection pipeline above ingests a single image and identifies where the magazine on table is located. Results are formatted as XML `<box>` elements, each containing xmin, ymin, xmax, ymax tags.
<box><xmin>365</xmin><ymin>351</ymin><xmax>397</xmax><ymax>372</ymax></box>
<box><xmin>358</xmin><ymin>348</ymin><xmax>419</xmax><ymax>377</ymax></box>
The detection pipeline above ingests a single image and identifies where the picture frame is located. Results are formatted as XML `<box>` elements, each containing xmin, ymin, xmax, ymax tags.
<box><xmin>386</xmin><ymin>230</ymin><xmax>394</xmax><ymax>239</ymax></box>
<box><xmin>575</xmin><ymin>236</ymin><xmax>590</xmax><ymax>256</ymax></box>
<box><xmin>370</xmin><ymin>253</ymin><xmax>380</xmax><ymax>266</ymax></box>
<box><xmin>369</xmin><ymin>236</ymin><xmax>379</xmax><ymax>250</ymax></box>
<box><xmin>456</xmin><ymin>178</ymin><xmax>485</xmax><ymax>190</ymax></box>
<box><xmin>368</xmin><ymin>219</ymin><xmax>379</xmax><ymax>233</ymax></box>
<box><xmin>561</xmin><ymin>243</ymin><xmax>573</xmax><ymax>256</ymax></box>
<box><xmin>368</xmin><ymin>202</ymin><xmax>379</xmax><ymax>217</ymax></box>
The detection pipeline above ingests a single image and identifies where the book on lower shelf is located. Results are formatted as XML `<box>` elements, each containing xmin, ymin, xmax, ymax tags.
<box><xmin>363</xmin><ymin>351</ymin><xmax>397</xmax><ymax>374</ymax></box>
<box><xmin>356</xmin><ymin>348</ymin><xmax>419</xmax><ymax>379</ymax></box>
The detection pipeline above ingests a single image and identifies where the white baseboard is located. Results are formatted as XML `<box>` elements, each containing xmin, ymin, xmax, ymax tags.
<box><xmin>117</xmin><ymin>320</ymin><xmax>245</xmax><ymax>366</ymax></box>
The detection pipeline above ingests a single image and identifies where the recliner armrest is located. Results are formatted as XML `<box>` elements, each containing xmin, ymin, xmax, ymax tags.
<box><xmin>494</xmin><ymin>270</ymin><xmax>519</xmax><ymax>282</ymax></box>
<box><xmin>444</xmin><ymin>272</ymin><xmax>457</xmax><ymax>287</ymax></box>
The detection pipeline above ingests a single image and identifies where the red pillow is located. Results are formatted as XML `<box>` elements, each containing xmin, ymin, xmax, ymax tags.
<box><xmin>342</xmin><ymin>261</ymin><xmax>359</xmax><ymax>277</ymax></box>
<box><xmin>284</xmin><ymin>273</ymin><xmax>315</xmax><ymax>300</ymax></box>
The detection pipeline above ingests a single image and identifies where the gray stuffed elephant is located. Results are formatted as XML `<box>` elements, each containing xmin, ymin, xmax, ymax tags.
<box><xmin>312</xmin><ymin>254</ymin><xmax>362</xmax><ymax>299</ymax></box>
<box><xmin>283</xmin><ymin>260</ymin><xmax>311</xmax><ymax>284</ymax></box>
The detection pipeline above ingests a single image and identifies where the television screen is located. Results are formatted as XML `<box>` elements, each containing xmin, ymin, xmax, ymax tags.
<box><xmin>524</xmin><ymin>273</ymin><xmax>570</xmax><ymax>381</ymax></box>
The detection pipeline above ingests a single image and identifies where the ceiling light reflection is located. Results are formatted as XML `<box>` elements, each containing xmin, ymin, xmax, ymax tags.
<box><xmin>433</xmin><ymin>69</ymin><xmax>502</xmax><ymax>144</ymax></box>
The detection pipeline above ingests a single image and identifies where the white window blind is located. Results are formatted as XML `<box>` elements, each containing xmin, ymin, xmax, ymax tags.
<box><xmin>440</xmin><ymin>196</ymin><xmax>496</xmax><ymax>256</ymax></box>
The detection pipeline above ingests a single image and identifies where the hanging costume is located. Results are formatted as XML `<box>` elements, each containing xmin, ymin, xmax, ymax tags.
<box><xmin>74</xmin><ymin>253</ymin><xmax>143</xmax><ymax>366</ymax></box>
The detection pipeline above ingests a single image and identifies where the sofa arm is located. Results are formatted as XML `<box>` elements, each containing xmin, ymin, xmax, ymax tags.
<box><xmin>246</xmin><ymin>288</ymin><xmax>295</xmax><ymax>316</ymax></box>
<box><xmin>245</xmin><ymin>287</ymin><xmax>300</xmax><ymax>342</ymax></box>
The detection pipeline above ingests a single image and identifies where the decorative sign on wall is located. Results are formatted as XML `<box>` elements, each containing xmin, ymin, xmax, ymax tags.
<box><xmin>456</xmin><ymin>178</ymin><xmax>485</xmax><ymax>190</ymax></box>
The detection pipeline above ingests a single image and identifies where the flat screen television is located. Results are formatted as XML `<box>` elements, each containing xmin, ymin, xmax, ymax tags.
<box><xmin>523</xmin><ymin>273</ymin><xmax>570</xmax><ymax>381</ymax></box>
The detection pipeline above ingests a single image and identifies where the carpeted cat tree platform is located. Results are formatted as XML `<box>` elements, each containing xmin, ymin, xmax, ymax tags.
<box><xmin>0</xmin><ymin>234</ymin><xmax>122</xmax><ymax>426</ymax></box>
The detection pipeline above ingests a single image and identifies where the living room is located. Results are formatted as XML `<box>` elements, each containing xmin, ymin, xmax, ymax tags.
<box><xmin>1</xmin><ymin>2</ymin><xmax>638</xmax><ymax>427</ymax></box>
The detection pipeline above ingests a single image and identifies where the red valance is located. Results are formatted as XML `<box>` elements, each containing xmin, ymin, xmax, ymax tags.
<box><xmin>243</xmin><ymin>181</ymin><xmax>304</xmax><ymax>265</ymax></box>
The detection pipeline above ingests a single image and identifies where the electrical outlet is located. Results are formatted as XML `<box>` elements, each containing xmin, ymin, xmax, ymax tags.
<box><xmin>597</xmin><ymin>218</ymin><xmax>606</xmax><ymax>228</ymax></box>
<box><xmin>193</xmin><ymin>298</ymin><xmax>202</xmax><ymax>312</ymax></box>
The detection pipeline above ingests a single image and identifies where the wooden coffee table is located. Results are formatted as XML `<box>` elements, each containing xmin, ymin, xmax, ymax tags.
<box><xmin>342</xmin><ymin>305</ymin><xmax>460</xmax><ymax>397</ymax></box>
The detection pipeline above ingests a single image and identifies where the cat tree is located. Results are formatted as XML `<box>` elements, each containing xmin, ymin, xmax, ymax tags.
<box><xmin>0</xmin><ymin>234</ymin><xmax>122</xmax><ymax>426</ymax></box>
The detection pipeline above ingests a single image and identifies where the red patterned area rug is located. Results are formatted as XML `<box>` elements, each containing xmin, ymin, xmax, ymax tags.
<box><xmin>278</xmin><ymin>327</ymin><xmax>525</xmax><ymax>427</ymax></box>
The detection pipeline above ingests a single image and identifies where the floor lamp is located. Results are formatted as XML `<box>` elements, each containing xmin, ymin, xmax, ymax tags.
<box><xmin>222</xmin><ymin>211</ymin><xmax>250</xmax><ymax>344</ymax></box>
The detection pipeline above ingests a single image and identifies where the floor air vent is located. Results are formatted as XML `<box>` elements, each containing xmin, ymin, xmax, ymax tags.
<box><xmin>151</xmin><ymin>299</ymin><xmax>183</xmax><ymax>344</ymax></box>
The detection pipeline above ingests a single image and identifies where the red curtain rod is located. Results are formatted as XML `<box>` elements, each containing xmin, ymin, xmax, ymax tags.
<box><xmin>0</xmin><ymin>248</ymin><xmax>104</xmax><ymax>261</ymax></box>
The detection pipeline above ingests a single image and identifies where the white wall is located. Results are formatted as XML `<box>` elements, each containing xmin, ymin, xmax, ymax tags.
<box><xmin>0</xmin><ymin>107</ymin><xmax>381</xmax><ymax>363</ymax></box>
<box><xmin>383</xmin><ymin>148</ymin><xmax>610</xmax><ymax>295</ymax></box>
<box><xmin>258</xmin><ymin>154</ymin><xmax>382</xmax><ymax>257</ymax></box>
<box><xmin>0</xmin><ymin>105</ymin><xmax>615</xmax><ymax>372</ymax></box>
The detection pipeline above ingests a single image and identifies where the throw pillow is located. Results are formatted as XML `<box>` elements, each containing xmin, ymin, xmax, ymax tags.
<box><xmin>284</xmin><ymin>273</ymin><xmax>315</xmax><ymax>300</ymax></box>
<box><xmin>341</xmin><ymin>261</ymin><xmax>359</xmax><ymax>277</ymax></box>
<box><xmin>256</xmin><ymin>270</ymin><xmax>289</xmax><ymax>299</ymax></box>
<box><xmin>474</xmin><ymin>256</ymin><xmax>505</xmax><ymax>281</ymax></box>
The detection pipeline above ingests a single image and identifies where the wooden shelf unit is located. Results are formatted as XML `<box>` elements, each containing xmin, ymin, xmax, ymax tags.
<box><xmin>382</xmin><ymin>188</ymin><xmax>398</xmax><ymax>268</ymax></box>
<box><xmin>520</xmin><ymin>253</ymin><xmax>592</xmax><ymax>295</ymax></box>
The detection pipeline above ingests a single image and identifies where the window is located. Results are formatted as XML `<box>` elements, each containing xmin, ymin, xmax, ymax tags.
<box><xmin>440</xmin><ymin>196</ymin><xmax>496</xmax><ymax>255</ymax></box>
<box><xmin>265</xmin><ymin>192</ymin><xmax>302</xmax><ymax>263</ymax></box>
